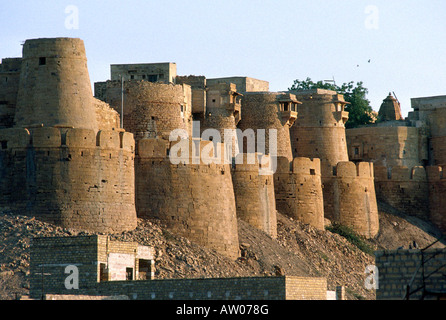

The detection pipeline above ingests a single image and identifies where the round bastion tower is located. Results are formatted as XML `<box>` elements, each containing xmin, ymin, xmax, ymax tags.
<box><xmin>0</xmin><ymin>38</ymin><xmax>137</xmax><ymax>233</ymax></box>
<box><xmin>290</xmin><ymin>89</ymin><xmax>349</xmax><ymax>172</ymax></box>
<box><xmin>237</xmin><ymin>92</ymin><xmax>299</xmax><ymax>162</ymax></box>
<box><xmin>231</xmin><ymin>153</ymin><xmax>277</xmax><ymax>238</ymax></box>
<box><xmin>135</xmin><ymin>137</ymin><xmax>240</xmax><ymax>260</ymax></box>
<box><xmin>290</xmin><ymin>89</ymin><xmax>379</xmax><ymax>238</ymax></box>
<box><xmin>14</xmin><ymin>38</ymin><xmax>99</xmax><ymax>131</ymax></box>
<box><xmin>98</xmin><ymin>80</ymin><xmax>193</xmax><ymax>143</ymax></box>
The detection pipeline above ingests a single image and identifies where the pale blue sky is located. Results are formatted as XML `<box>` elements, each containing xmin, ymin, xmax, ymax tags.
<box><xmin>1</xmin><ymin>0</ymin><xmax>445</xmax><ymax>117</ymax></box>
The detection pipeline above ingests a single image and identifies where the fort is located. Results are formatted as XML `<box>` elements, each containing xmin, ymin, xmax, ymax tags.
<box><xmin>1</xmin><ymin>37</ymin><xmax>446</xmax><ymax>299</ymax></box>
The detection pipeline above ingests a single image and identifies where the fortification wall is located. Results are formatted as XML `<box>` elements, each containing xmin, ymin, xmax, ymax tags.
<box><xmin>346</xmin><ymin>126</ymin><xmax>425</xmax><ymax>168</ymax></box>
<box><xmin>231</xmin><ymin>153</ymin><xmax>277</xmax><ymax>238</ymax></box>
<box><xmin>430</xmin><ymin>136</ymin><xmax>446</xmax><ymax>166</ymax></box>
<box><xmin>237</xmin><ymin>92</ymin><xmax>298</xmax><ymax>162</ymax></box>
<box><xmin>0</xmin><ymin>126</ymin><xmax>137</xmax><ymax>233</ymax></box>
<box><xmin>273</xmin><ymin>157</ymin><xmax>325</xmax><ymax>230</ymax></box>
<box><xmin>326</xmin><ymin>162</ymin><xmax>379</xmax><ymax>238</ymax></box>
<box><xmin>135</xmin><ymin>138</ymin><xmax>240</xmax><ymax>260</ymax></box>
<box><xmin>0</xmin><ymin>58</ymin><xmax>21</xmax><ymax>128</ymax></box>
<box><xmin>94</xmin><ymin>98</ymin><xmax>121</xmax><ymax>131</ymax></box>
<box><xmin>374</xmin><ymin>166</ymin><xmax>429</xmax><ymax>219</ymax></box>
<box><xmin>409</xmin><ymin>96</ymin><xmax>446</xmax><ymax>165</ymax></box>
<box><xmin>96</xmin><ymin>80</ymin><xmax>192</xmax><ymax>144</ymax></box>
<box><xmin>14</xmin><ymin>38</ymin><xmax>98</xmax><ymax>131</ymax></box>
<box><xmin>426</xmin><ymin>166</ymin><xmax>446</xmax><ymax>232</ymax></box>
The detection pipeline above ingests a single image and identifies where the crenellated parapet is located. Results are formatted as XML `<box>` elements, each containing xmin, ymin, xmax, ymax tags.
<box><xmin>231</xmin><ymin>153</ymin><xmax>277</xmax><ymax>238</ymax></box>
<box><xmin>273</xmin><ymin>156</ymin><xmax>325</xmax><ymax>230</ymax></box>
<box><xmin>0</xmin><ymin>126</ymin><xmax>137</xmax><ymax>233</ymax></box>
<box><xmin>323</xmin><ymin>161</ymin><xmax>379</xmax><ymax>238</ymax></box>
<box><xmin>135</xmin><ymin>137</ymin><xmax>240</xmax><ymax>260</ymax></box>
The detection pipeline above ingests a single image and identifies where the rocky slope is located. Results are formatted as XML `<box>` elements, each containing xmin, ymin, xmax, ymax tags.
<box><xmin>0</xmin><ymin>204</ymin><xmax>445</xmax><ymax>300</ymax></box>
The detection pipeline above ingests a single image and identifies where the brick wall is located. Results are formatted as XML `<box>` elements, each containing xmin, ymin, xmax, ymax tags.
<box><xmin>375</xmin><ymin>248</ymin><xmax>446</xmax><ymax>300</ymax></box>
<box><xmin>36</xmin><ymin>275</ymin><xmax>328</xmax><ymax>300</ymax></box>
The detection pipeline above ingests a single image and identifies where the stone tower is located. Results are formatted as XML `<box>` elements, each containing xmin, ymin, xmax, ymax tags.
<box><xmin>14</xmin><ymin>38</ymin><xmax>99</xmax><ymax>131</ymax></box>
<box><xmin>0</xmin><ymin>58</ymin><xmax>21</xmax><ymax>128</ymax></box>
<box><xmin>237</xmin><ymin>92</ymin><xmax>299</xmax><ymax>162</ymax></box>
<box><xmin>200</xmin><ymin>82</ymin><xmax>242</xmax><ymax>157</ymax></box>
<box><xmin>95</xmin><ymin>79</ymin><xmax>193</xmax><ymax>143</ymax></box>
<box><xmin>289</xmin><ymin>89</ymin><xmax>378</xmax><ymax>238</ymax></box>
<box><xmin>290</xmin><ymin>89</ymin><xmax>349</xmax><ymax>172</ymax></box>
<box><xmin>0</xmin><ymin>38</ymin><xmax>137</xmax><ymax>234</ymax></box>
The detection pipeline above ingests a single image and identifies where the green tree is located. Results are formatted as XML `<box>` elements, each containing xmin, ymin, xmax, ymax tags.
<box><xmin>289</xmin><ymin>77</ymin><xmax>376</xmax><ymax>128</ymax></box>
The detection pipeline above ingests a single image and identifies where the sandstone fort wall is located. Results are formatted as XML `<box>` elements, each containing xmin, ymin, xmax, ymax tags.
<box><xmin>135</xmin><ymin>138</ymin><xmax>240</xmax><ymax>259</ymax></box>
<box><xmin>346</xmin><ymin>126</ymin><xmax>424</xmax><ymax>168</ymax></box>
<box><xmin>231</xmin><ymin>153</ymin><xmax>277</xmax><ymax>238</ymax></box>
<box><xmin>0</xmin><ymin>58</ymin><xmax>21</xmax><ymax>128</ymax></box>
<box><xmin>374</xmin><ymin>166</ymin><xmax>429</xmax><ymax>219</ymax></box>
<box><xmin>330</xmin><ymin>161</ymin><xmax>379</xmax><ymax>238</ymax></box>
<box><xmin>273</xmin><ymin>157</ymin><xmax>325</xmax><ymax>230</ymax></box>
<box><xmin>0</xmin><ymin>126</ymin><xmax>137</xmax><ymax>233</ymax></box>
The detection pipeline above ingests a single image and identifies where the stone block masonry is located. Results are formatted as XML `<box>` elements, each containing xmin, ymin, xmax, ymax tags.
<box><xmin>231</xmin><ymin>153</ymin><xmax>277</xmax><ymax>238</ymax></box>
<box><xmin>136</xmin><ymin>137</ymin><xmax>240</xmax><ymax>260</ymax></box>
<box><xmin>37</xmin><ymin>276</ymin><xmax>328</xmax><ymax>300</ymax></box>
<box><xmin>290</xmin><ymin>89</ymin><xmax>349</xmax><ymax>170</ymax></box>
<box><xmin>14</xmin><ymin>38</ymin><xmax>99</xmax><ymax>131</ymax></box>
<box><xmin>426</xmin><ymin>166</ymin><xmax>446</xmax><ymax>232</ymax></box>
<box><xmin>0</xmin><ymin>126</ymin><xmax>137</xmax><ymax>234</ymax></box>
<box><xmin>274</xmin><ymin>157</ymin><xmax>325</xmax><ymax>230</ymax></box>
<box><xmin>0</xmin><ymin>58</ymin><xmax>21</xmax><ymax>128</ymax></box>
<box><xmin>95</xmin><ymin>80</ymin><xmax>193</xmax><ymax>143</ymax></box>
<box><xmin>329</xmin><ymin>161</ymin><xmax>379</xmax><ymax>238</ymax></box>
<box><xmin>237</xmin><ymin>92</ymin><xmax>299</xmax><ymax>162</ymax></box>
<box><xmin>346</xmin><ymin>126</ymin><xmax>424</xmax><ymax>169</ymax></box>
<box><xmin>94</xmin><ymin>276</ymin><xmax>327</xmax><ymax>300</ymax></box>
<box><xmin>374</xmin><ymin>166</ymin><xmax>429</xmax><ymax>219</ymax></box>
